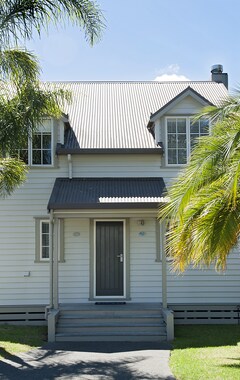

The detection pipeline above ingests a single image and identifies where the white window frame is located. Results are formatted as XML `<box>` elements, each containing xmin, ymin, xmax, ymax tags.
<box><xmin>39</xmin><ymin>219</ymin><xmax>50</xmax><ymax>261</ymax></box>
<box><xmin>165</xmin><ymin>116</ymin><xmax>209</xmax><ymax>166</ymax></box>
<box><xmin>30</xmin><ymin>119</ymin><xmax>54</xmax><ymax>167</ymax></box>
<box><xmin>35</xmin><ymin>218</ymin><xmax>64</xmax><ymax>263</ymax></box>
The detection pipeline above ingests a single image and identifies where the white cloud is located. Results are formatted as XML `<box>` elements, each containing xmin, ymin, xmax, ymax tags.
<box><xmin>154</xmin><ymin>64</ymin><xmax>190</xmax><ymax>82</ymax></box>
<box><xmin>154</xmin><ymin>73</ymin><xmax>190</xmax><ymax>81</ymax></box>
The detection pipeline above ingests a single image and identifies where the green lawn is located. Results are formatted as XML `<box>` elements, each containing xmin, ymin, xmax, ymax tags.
<box><xmin>0</xmin><ymin>325</ymin><xmax>47</xmax><ymax>360</ymax></box>
<box><xmin>170</xmin><ymin>325</ymin><xmax>240</xmax><ymax>380</ymax></box>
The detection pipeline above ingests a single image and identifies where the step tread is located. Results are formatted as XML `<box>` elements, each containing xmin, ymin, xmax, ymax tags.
<box><xmin>56</xmin><ymin>331</ymin><xmax>167</xmax><ymax>337</ymax></box>
<box><xmin>55</xmin><ymin>336</ymin><xmax>166</xmax><ymax>342</ymax></box>
<box><xmin>59</xmin><ymin>303</ymin><xmax>162</xmax><ymax>310</ymax></box>
<box><xmin>57</xmin><ymin>322</ymin><xmax>165</xmax><ymax>327</ymax></box>
<box><xmin>59</xmin><ymin>314</ymin><xmax>162</xmax><ymax>319</ymax></box>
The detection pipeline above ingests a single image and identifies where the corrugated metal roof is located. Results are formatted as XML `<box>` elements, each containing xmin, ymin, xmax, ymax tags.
<box><xmin>99</xmin><ymin>197</ymin><xmax>166</xmax><ymax>203</ymax></box>
<box><xmin>48</xmin><ymin>177</ymin><xmax>166</xmax><ymax>210</ymax></box>
<box><xmin>44</xmin><ymin>81</ymin><xmax>228</xmax><ymax>150</ymax></box>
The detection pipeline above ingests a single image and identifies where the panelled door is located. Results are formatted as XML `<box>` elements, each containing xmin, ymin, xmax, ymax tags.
<box><xmin>95</xmin><ymin>221</ymin><xmax>124</xmax><ymax>297</ymax></box>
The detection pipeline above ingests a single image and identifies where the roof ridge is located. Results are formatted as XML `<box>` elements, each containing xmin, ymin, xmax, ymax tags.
<box><xmin>41</xmin><ymin>80</ymin><xmax>218</xmax><ymax>84</ymax></box>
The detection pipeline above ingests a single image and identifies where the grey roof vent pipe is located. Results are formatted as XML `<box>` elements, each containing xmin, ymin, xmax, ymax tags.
<box><xmin>211</xmin><ymin>64</ymin><xmax>228</xmax><ymax>89</ymax></box>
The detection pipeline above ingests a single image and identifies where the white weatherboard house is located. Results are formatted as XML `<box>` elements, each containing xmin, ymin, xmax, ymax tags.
<box><xmin>1</xmin><ymin>65</ymin><xmax>239</xmax><ymax>342</ymax></box>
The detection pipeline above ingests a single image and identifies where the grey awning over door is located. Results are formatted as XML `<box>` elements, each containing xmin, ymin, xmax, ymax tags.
<box><xmin>48</xmin><ymin>177</ymin><xmax>166</xmax><ymax>210</ymax></box>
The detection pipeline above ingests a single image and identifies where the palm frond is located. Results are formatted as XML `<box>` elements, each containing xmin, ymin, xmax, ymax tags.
<box><xmin>198</xmin><ymin>90</ymin><xmax>240</xmax><ymax>122</ymax></box>
<box><xmin>159</xmin><ymin>98</ymin><xmax>240</xmax><ymax>272</ymax></box>
<box><xmin>0</xmin><ymin>81</ymin><xmax>72</xmax><ymax>152</ymax></box>
<box><xmin>0</xmin><ymin>48</ymin><xmax>40</xmax><ymax>87</ymax></box>
<box><xmin>0</xmin><ymin>0</ymin><xmax>104</xmax><ymax>47</ymax></box>
<box><xmin>0</xmin><ymin>157</ymin><xmax>27</xmax><ymax>197</ymax></box>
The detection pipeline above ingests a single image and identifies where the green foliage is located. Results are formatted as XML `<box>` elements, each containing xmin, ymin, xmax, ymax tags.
<box><xmin>0</xmin><ymin>49</ymin><xmax>39</xmax><ymax>85</ymax></box>
<box><xmin>0</xmin><ymin>157</ymin><xmax>28</xmax><ymax>197</ymax></box>
<box><xmin>0</xmin><ymin>0</ymin><xmax>104</xmax><ymax>46</ymax></box>
<box><xmin>0</xmin><ymin>0</ymin><xmax>103</xmax><ymax>197</ymax></box>
<box><xmin>159</xmin><ymin>93</ymin><xmax>240</xmax><ymax>271</ymax></box>
<box><xmin>0</xmin><ymin>82</ymin><xmax>71</xmax><ymax>152</ymax></box>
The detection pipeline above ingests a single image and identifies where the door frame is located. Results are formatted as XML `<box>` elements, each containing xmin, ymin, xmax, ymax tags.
<box><xmin>93</xmin><ymin>219</ymin><xmax>126</xmax><ymax>299</ymax></box>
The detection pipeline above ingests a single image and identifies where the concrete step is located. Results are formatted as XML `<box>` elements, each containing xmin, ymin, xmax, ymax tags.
<box><xmin>55</xmin><ymin>331</ymin><xmax>167</xmax><ymax>342</ymax></box>
<box><xmin>57</xmin><ymin>321</ymin><xmax>165</xmax><ymax>327</ymax></box>
<box><xmin>60</xmin><ymin>313</ymin><xmax>162</xmax><ymax>323</ymax></box>
<box><xmin>59</xmin><ymin>309</ymin><xmax>163</xmax><ymax>317</ymax></box>
<box><xmin>56</xmin><ymin>324</ymin><xmax>166</xmax><ymax>334</ymax></box>
<box><xmin>55</xmin><ymin>304</ymin><xmax>167</xmax><ymax>342</ymax></box>
<box><xmin>59</xmin><ymin>303</ymin><xmax>162</xmax><ymax>311</ymax></box>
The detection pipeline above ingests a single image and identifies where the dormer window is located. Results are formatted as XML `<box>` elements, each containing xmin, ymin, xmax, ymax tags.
<box><xmin>31</xmin><ymin>119</ymin><xmax>53</xmax><ymax>166</ymax></box>
<box><xmin>15</xmin><ymin>119</ymin><xmax>54</xmax><ymax>166</ymax></box>
<box><xmin>166</xmin><ymin>117</ymin><xmax>209</xmax><ymax>165</ymax></box>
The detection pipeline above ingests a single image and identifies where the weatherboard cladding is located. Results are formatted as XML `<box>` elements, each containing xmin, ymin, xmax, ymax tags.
<box><xmin>44</xmin><ymin>81</ymin><xmax>228</xmax><ymax>150</ymax></box>
<box><xmin>48</xmin><ymin>177</ymin><xmax>166</xmax><ymax>210</ymax></box>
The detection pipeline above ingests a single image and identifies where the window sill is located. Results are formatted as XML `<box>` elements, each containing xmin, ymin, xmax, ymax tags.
<box><xmin>34</xmin><ymin>259</ymin><xmax>65</xmax><ymax>264</ymax></box>
<box><xmin>165</xmin><ymin>164</ymin><xmax>187</xmax><ymax>168</ymax></box>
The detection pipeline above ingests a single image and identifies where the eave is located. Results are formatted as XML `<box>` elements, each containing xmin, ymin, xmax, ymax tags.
<box><xmin>56</xmin><ymin>147</ymin><xmax>163</xmax><ymax>155</ymax></box>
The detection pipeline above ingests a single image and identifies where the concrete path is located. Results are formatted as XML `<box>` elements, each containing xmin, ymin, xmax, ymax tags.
<box><xmin>0</xmin><ymin>341</ymin><xmax>176</xmax><ymax>380</ymax></box>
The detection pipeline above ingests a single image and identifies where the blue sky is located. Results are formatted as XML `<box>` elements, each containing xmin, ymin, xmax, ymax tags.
<box><xmin>26</xmin><ymin>0</ymin><xmax>239</xmax><ymax>89</ymax></box>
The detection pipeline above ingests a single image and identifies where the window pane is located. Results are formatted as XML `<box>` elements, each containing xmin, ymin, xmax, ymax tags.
<box><xmin>32</xmin><ymin>134</ymin><xmax>41</xmax><ymax>149</ymax></box>
<box><xmin>168</xmin><ymin>134</ymin><xmax>176</xmax><ymax>148</ymax></box>
<box><xmin>32</xmin><ymin>150</ymin><xmax>41</xmax><ymax>164</ymax></box>
<box><xmin>200</xmin><ymin>119</ymin><xmax>209</xmax><ymax>134</ymax></box>
<box><xmin>42</xmin><ymin>134</ymin><xmax>51</xmax><ymax>149</ymax></box>
<box><xmin>42</xmin><ymin>222</ymin><xmax>49</xmax><ymax>233</ymax></box>
<box><xmin>42</xmin><ymin>247</ymin><xmax>49</xmax><ymax>259</ymax></box>
<box><xmin>41</xmin><ymin>222</ymin><xmax>49</xmax><ymax>260</ymax></box>
<box><xmin>190</xmin><ymin>136</ymin><xmax>198</xmax><ymax>150</ymax></box>
<box><xmin>178</xmin><ymin>149</ymin><xmax>187</xmax><ymax>164</ymax></box>
<box><xmin>43</xmin><ymin>150</ymin><xmax>52</xmax><ymax>165</ymax></box>
<box><xmin>42</xmin><ymin>233</ymin><xmax>49</xmax><ymax>247</ymax></box>
<box><xmin>177</xmin><ymin>119</ymin><xmax>186</xmax><ymax>133</ymax></box>
<box><xmin>167</xmin><ymin>119</ymin><xmax>176</xmax><ymax>133</ymax></box>
<box><xmin>32</xmin><ymin>129</ymin><xmax>52</xmax><ymax>166</ymax></box>
<box><xmin>168</xmin><ymin>149</ymin><xmax>177</xmax><ymax>164</ymax></box>
<box><xmin>38</xmin><ymin>120</ymin><xmax>52</xmax><ymax>133</ymax></box>
<box><xmin>190</xmin><ymin>120</ymin><xmax>199</xmax><ymax>133</ymax></box>
<box><xmin>177</xmin><ymin>134</ymin><xmax>187</xmax><ymax>148</ymax></box>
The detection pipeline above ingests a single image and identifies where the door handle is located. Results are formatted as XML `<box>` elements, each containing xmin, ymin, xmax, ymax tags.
<box><xmin>117</xmin><ymin>254</ymin><xmax>123</xmax><ymax>262</ymax></box>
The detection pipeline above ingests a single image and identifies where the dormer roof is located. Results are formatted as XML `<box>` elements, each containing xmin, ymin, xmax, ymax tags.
<box><xmin>148</xmin><ymin>86</ymin><xmax>215</xmax><ymax>123</ymax></box>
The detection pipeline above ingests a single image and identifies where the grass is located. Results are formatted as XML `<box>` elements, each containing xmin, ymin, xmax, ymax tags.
<box><xmin>170</xmin><ymin>325</ymin><xmax>240</xmax><ymax>380</ymax></box>
<box><xmin>0</xmin><ymin>325</ymin><xmax>47</xmax><ymax>360</ymax></box>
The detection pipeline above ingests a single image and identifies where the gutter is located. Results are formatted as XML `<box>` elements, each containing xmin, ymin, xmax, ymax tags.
<box><xmin>57</xmin><ymin>148</ymin><xmax>163</xmax><ymax>155</ymax></box>
<box><xmin>67</xmin><ymin>154</ymin><xmax>72</xmax><ymax>179</ymax></box>
<box><xmin>49</xmin><ymin>210</ymin><xmax>54</xmax><ymax>309</ymax></box>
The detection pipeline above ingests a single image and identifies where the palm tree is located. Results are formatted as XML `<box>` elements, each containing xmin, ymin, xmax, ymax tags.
<box><xmin>0</xmin><ymin>0</ymin><xmax>104</xmax><ymax>196</ymax></box>
<box><xmin>0</xmin><ymin>0</ymin><xmax>103</xmax><ymax>47</ymax></box>
<box><xmin>159</xmin><ymin>93</ymin><xmax>240</xmax><ymax>272</ymax></box>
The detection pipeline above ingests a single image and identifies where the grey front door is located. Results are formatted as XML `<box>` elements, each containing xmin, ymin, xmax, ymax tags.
<box><xmin>96</xmin><ymin>221</ymin><xmax>124</xmax><ymax>296</ymax></box>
